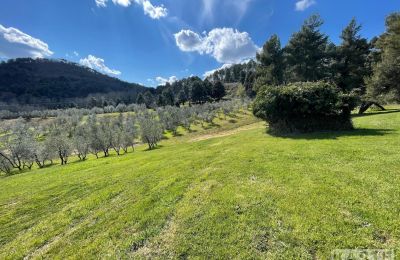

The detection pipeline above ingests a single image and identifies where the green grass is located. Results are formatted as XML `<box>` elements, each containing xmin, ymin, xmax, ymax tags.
<box><xmin>0</xmin><ymin>108</ymin><xmax>400</xmax><ymax>259</ymax></box>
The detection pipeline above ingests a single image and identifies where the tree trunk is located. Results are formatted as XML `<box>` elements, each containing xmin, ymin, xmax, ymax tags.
<box><xmin>358</xmin><ymin>101</ymin><xmax>386</xmax><ymax>114</ymax></box>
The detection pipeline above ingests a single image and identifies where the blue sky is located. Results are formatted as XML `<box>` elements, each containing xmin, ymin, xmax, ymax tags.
<box><xmin>0</xmin><ymin>0</ymin><xmax>399</xmax><ymax>87</ymax></box>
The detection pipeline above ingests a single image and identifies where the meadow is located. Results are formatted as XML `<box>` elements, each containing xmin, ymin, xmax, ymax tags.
<box><xmin>0</xmin><ymin>107</ymin><xmax>399</xmax><ymax>259</ymax></box>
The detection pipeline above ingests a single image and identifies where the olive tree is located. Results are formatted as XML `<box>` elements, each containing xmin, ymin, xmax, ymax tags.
<box><xmin>139</xmin><ymin>111</ymin><xmax>163</xmax><ymax>150</ymax></box>
<box><xmin>0</xmin><ymin>119</ymin><xmax>36</xmax><ymax>171</ymax></box>
<box><xmin>73</xmin><ymin>124</ymin><xmax>90</xmax><ymax>161</ymax></box>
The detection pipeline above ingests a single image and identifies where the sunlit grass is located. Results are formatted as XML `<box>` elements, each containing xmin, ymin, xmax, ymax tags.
<box><xmin>0</xmin><ymin>108</ymin><xmax>399</xmax><ymax>259</ymax></box>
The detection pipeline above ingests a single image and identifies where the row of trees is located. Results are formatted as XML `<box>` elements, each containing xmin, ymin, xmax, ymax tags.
<box><xmin>137</xmin><ymin>76</ymin><xmax>227</xmax><ymax>108</ymax></box>
<box><xmin>0</xmin><ymin>99</ymin><xmax>249</xmax><ymax>175</ymax></box>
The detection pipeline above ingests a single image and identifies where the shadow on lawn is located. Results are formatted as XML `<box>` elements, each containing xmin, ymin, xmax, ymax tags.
<box><xmin>352</xmin><ymin>109</ymin><xmax>400</xmax><ymax>118</ymax></box>
<box><xmin>276</xmin><ymin>128</ymin><xmax>395</xmax><ymax>140</ymax></box>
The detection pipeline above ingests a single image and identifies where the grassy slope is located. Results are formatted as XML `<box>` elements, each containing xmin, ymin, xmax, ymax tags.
<box><xmin>0</xmin><ymin>109</ymin><xmax>399</xmax><ymax>259</ymax></box>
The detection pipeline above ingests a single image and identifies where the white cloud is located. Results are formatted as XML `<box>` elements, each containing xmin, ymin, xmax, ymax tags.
<box><xmin>203</xmin><ymin>63</ymin><xmax>233</xmax><ymax>78</ymax></box>
<box><xmin>96</xmin><ymin>0</ymin><xmax>167</xmax><ymax>19</ymax></box>
<box><xmin>0</xmin><ymin>24</ymin><xmax>53</xmax><ymax>59</ymax></box>
<box><xmin>295</xmin><ymin>0</ymin><xmax>316</xmax><ymax>11</ymax></box>
<box><xmin>113</xmin><ymin>0</ymin><xmax>132</xmax><ymax>7</ymax></box>
<box><xmin>174</xmin><ymin>28</ymin><xmax>258</xmax><ymax>64</ymax></box>
<box><xmin>174</xmin><ymin>30</ymin><xmax>204</xmax><ymax>52</ymax></box>
<box><xmin>79</xmin><ymin>55</ymin><xmax>121</xmax><ymax>76</ymax></box>
<box><xmin>156</xmin><ymin>76</ymin><xmax>177</xmax><ymax>85</ymax></box>
<box><xmin>140</xmin><ymin>0</ymin><xmax>168</xmax><ymax>19</ymax></box>
<box><xmin>96</xmin><ymin>0</ymin><xmax>107</xmax><ymax>7</ymax></box>
<box><xmin>73</xmin><ymin>51</ymin><xmax>79</xmax><ymax>57</ymax></box>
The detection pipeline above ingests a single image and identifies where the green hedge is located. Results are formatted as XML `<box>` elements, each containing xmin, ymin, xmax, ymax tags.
<box><xmin>253</xmin><ymin>82</ymin><xmax>356</xmax><ymax>134</ymax></box>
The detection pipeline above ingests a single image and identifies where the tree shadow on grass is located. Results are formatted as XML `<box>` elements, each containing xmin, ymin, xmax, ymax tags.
<box><xmin>274</xmin><ymin>128</ymin><xmax>395</xmax><ymax>140</ymax></box>
<box><xmin>202</xmin><ymin>122</ymin><xmax>221</xmax><ymax>130</ymax></box>
<box><xmin>144</xmin><ymin>145</ymin><xmax>164</xmax><ymax>152</ymax></box>
<box><xmin>352</xmin><ymin>109</ymin><xmax>400</xmax><ymax>118</ymax></box>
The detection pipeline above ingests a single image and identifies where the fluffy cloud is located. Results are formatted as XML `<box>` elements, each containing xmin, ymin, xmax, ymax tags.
<box><xmin>203</xmin><ymin>63</ymin><xmax>233</xmax><ymax>78</ymax></box>
<box><xmin>140</xmin><ymin>0</ymin><xmax>168</xmax><ymax>19</ymax></box>
<box><xmin>295</xmin><ymin>0</ymin><xmax>316</xmax><ymax>11</ymax></box>
<box><xmin>0</xmin><ymin>24</ymin><xmax>53</xmax><ymax>59</ymax></box>
<box><xmin>174</xmin><ymin>30</ymin><xmax>204</xmax><ymax>52</ymax></box>
<box><xmin>156</xmin><ymin>76</ymin><xmax>177</xmax><ymax>85</ymax></box>
<box><xmin>174</xmin><ymin>28</ymin><xmax>258</xmax><ymax>64</ymax></box>
<box><xmin>79</xmin><ymin>55</ymin><xmax>121</xmax><ymax>76</ymax></box>
<box><xmin>96</xmin><ymin>0</ymin><xmax>167</xmax><ymax>19</ymax></box>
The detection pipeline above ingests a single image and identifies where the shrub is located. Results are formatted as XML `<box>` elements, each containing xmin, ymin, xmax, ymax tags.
<box><xmin>253</xmin><ymin>82</ymin><xmax>355</xmax><ymax>134</ymax></box>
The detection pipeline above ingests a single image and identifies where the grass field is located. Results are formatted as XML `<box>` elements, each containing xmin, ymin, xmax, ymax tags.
<box><xmin>0</xmin><ymin>108</ymin><xmax>399</xmax><ymax>259</ymax></box>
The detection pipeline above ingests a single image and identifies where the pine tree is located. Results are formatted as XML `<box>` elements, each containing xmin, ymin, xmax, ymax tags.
<box><xmin>335</xmin><ymin>18</ymin><xmax>371</xmax><ymax>93</ymax></box>
<box><xmin>367</xmin><ymin>12</ymin><xmax>400</xmax><ymax>102</ymax></box>
<box><xmin>284</xmin><ymin>15</ymin><xmax>329</xmax><ymax>82</ymax></box>
<box><xmin>255</xmin><ymin>34</ymin><xmax>284</xmax><ymax>89</ymax></box>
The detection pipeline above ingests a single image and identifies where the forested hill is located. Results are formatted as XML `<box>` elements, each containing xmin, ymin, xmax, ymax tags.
<box><xmin>0</xmin><ymin>58</ymin><xmax>147</xmax><ymax>108</ymax></box>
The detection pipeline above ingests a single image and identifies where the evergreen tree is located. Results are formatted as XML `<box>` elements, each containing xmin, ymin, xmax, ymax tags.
<box><xmin>367</xmin><ymin>12</ymin><xmax>400</xmax><ymax>102</ymax></box>
<box><xmin>335</xmin><ymin>18</ymin><xmax>371</xmax><ymax>93</ymax></box>
<box><xmin>177</xmin><ymin>89</ymin><xmax>188</xmax><ymax>105</ymax></box>
<box><xmin>255</xmin><ymin>34</ymin><xmax>284</xmax><ymax>90</ymax></box>
<box><xmin>211</xmin><ymin>81</ymin><xmax>226</xmax><ymax>101</ymax></box>
<box><xmin>136</xmin><ymin>93</ymin><xmax>145</xmax><ymax>105</ymax></box>
<box><xmin>284</xmin><ymin>15</ymin><xmax>329</xmax><ymax>82</ymax></box>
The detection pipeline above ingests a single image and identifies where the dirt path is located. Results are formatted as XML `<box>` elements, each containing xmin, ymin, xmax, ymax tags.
<box><xmin>190</xmin><ymin>122</ymin><xmax>262</xmax><ymax>142</ymax></box>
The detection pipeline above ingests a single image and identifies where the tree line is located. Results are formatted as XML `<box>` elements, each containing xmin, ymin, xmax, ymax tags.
<box><xmin>251</xmin><ymin>13</ymin><xmax>400</xmax><ymax>133</ymax></box>
<box><xmin>0</xmin><ymin>99</ymin><xmax>249</xmax><ymax>175</ymax></box>
<box><xmin>253</xmin><ymin>13</ymin><xmax>400</xmax><ymax>109</ymax></box>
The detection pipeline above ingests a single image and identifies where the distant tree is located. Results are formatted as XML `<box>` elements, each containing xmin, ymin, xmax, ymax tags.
<box><xmin>162</xmin><ymin>87</ymin><xmax>175</xmax><ymax>106</ymax></box>
<box><xmin>190</xmin><ymin>81</ymin><xmax>208</xmax><ymax>104</ymax></box>
<box><xmin>284</xmin><ymin>15</ymin><xmax>329</xmax><ymax>82</ymax></box>
<box><xmin>211</xmin><ymin>81</ymin><xmax>226</xmax><ymax>101</ymax></box>
<box><xmin>177</xmin><ymin>89</ymin><xmax>188</xmax><ymax>106</ymax></box>
<box><xmin>143</xmin><ymin>91</ymin><xmax>155</xmax><ymax>108</ymax></box>
<box><xmin>136</xmin><ymin>93</ymin><xmax>145</xmax><ymax>105</ymax></box>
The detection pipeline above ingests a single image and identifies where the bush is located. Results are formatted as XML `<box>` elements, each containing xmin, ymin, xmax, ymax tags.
<box><xmin>253</xmin><ymin>82</ymin><xmax>354</xmax><ymax>134</ymax></box>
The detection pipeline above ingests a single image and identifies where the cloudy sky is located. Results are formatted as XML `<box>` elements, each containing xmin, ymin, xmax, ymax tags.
<box><xmin>0</xmin><ymin>0</ymin><xmax>399</xmax><ymax>86</ymax></box>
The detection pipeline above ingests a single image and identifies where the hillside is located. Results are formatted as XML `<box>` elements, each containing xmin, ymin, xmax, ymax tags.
<box><xmin>0</xmin><ymin>58</ymin><xmax>147</xmax><ymax>108</ymax></box>
<box><xmin>0</xmin><ymin>108</ymin><xmax>399</xmax><ymax>258</ymax></box>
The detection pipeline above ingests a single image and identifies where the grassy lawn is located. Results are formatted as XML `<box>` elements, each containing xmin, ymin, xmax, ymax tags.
<box><xmin>0</xmin><ymin>108</ymin><xmax>399</xmax><ymax>259</ymax></box>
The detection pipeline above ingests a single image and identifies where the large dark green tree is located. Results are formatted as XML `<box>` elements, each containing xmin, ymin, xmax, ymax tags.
<box><xmin>367</xmin><ymin>12</ymin><xmax>400</xmax><ymax>103</ymax></box>
<box><xmin>335</xmin><ymin>18</ymin><xmax>371</xmax><ymax>93</ymax></box>
<box><xmin>254</xmin><ymin>34</ymin><xmax>284</xmax><ymax>92</ymax></box>
<box><xmin>284</xmin><ymin>15</ymin><xmax>329</xmax><ymax>82</ymax></box>
<box><xmin>211</xmin><ymin>81</ymin><xmax>226</xmax><ymax>101</ymax></box>
<box><xmin>190</xmin><ymin>80</ymin><xmax>209</xmax><ymax>104</ymax></box>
